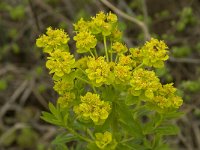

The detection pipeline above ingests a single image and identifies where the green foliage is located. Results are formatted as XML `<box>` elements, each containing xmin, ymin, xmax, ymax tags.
<box><xmin>16</xmin><ymin>127</ymin><xmax>39</xmax><ymax>148</ymax></box>
<box><xmin>37</xmin><ymin>12</ymin><xmax>183</xmax><ymax>149</ymax></box>
<box><xmin>172</xmin><ymin>46</ymin><xmax>191</xmax><ymax>58</ymax></box>
<box><xmin>0</xmin><ymin>79</ymin><xmax>8</xmax><ymax>91</ymax></box>
<box><xmin>176</xmin><ymin>7</ymin><xmax>196</xmax><ymax>32</ymax></box>
<box><xmin>181</xmin><ymin>80</ymin><xmax>200</xmax><ymax>93</ymax></box>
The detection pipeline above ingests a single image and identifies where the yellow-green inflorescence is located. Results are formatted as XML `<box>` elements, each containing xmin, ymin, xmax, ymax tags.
<box><xmin>36</xmin><ymin>11</ymin><xmax>183</xmax><ymax>148</ymax></box>
<box><xmin>95</xmin><ymin>131</ymin><xmax>117</xmax><ymax>149</ymax></box>
<box><xmin>73</xmin><ymin>92</ymin><xmax>111</xmax><ymax>125</ymax></box>
<box><xmin>36</xmin><ymin>11</ymin><xmax>182</xmax><ymax>115</ymax></box>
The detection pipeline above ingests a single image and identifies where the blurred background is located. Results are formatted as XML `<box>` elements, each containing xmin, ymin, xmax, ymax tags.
<box><xmin>0</xmin><ymin>0</ymin><xmax>200</xmax><ymax>149</ymax></box>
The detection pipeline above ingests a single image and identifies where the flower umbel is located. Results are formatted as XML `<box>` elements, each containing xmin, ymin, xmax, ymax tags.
<box><xmin>37</xmin><ymin>12</ymin><xmax>183</xmax><ymax>150</ymax></box>
<box><xmin>73</xmin><ymin>92</ymin><xmax>111</xmax><ymax>125</ymax></box>
<box><xmin>141</xmin><ymin>38</ymin><xmax>169</xmax><ymax>68</ymax></box>
<box><xmin>36</xmin><ymin>27</ymin><xmax>70</xmax><ymax>53</ymax></box>
<box><xmin>95</xmin><ymin>131</ymin><xmax>113</xmax><ymax>149</ymax></box>
<box><xmin>46</xmin><ymin>50</ymin><xmax>75</xmax><ymax>77</ymax></box>
<box><xmin>86</xmin><ymin>57</ymin><xmax>113</xmax><ymax>87</ymax></box>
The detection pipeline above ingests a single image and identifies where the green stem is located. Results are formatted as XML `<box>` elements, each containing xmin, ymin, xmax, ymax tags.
<box><xmin>134</xmin><ymin>63</ymin><xmax>144</xmax><ymax>70</ymax></box>
<box><xmin>110</xmin><ymin>40</ymin><xmax>113</xmax><ymax>62</ymax></box>
<box><xmin>111</xmin><ymin>102</ymin><xmax>118</xmax><ymax>137</ymax></box>
<box><xmin>76</xmin><ymin>76</ymin><xmax>91</xmax><ymax>85</ymax></box>
<box><xmin>86</xmin><ymin>128</ymin><xmax>95</xmax><ymax>140</ymax></box>
<box><xmin>120</xmin><ymin>137</ymin><xmax>134</xmax><ymax>143</ymax></box>
<box><xmin>76</xmin><ymin>76</ymin><xmax>97</xmax><ymax>93</ymax></box>
<box><xmin>65</xmin><ymin>126</ymin><xmax>92</xmax><ymax>143</ymax></box>
<box><xmin>94</xmin><ymin>48</ymin><xmax>98</xmax><ymax>57</ymax></box>
<box><xmin>103</xmin><ymin>36</ymin><xmax>109</xmax><ymax>62</ymax></box>
<box><xmin>78</xmin><ymin>67</ymin><xmax>87</xmax><ymax>76</ymax></box>
<box><xmin>89</xmin><ymin>50</ymin><xmax>95</xmax><ymax>57</ymax></box>
<box><xmin>115</xmin><ymin>55</ymin><xmax>118</xmax><ymax>63</ymax></box>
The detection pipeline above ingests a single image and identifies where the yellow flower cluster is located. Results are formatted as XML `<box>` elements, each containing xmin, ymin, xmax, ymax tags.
<box><xmin>118</xmin><ymin>55</ymin><xmax>133</xmax><ymax>66</ymax></box>
<box><xmin>130</xmin><ymin>48</ymin><xmax>143</xmax><ymax>66</ymax></box>
<box><xmin>86</xmin><ymin>57</ymin><xmax>113</xmax><ymax>87</ymax></box>
<box><xmin>46</xmin><ymin>50</ymin><xmax>75</xmax><ymax>77</ymax></box>
<box><xmin>90</xmin><ymin>11</ymin><xmax>118</xmax><ymax>36</ymax></box>
<box><xmin>112</xmin><ymin>42</ymin><xmax>128</xmax><ymax>54</ymax></box>
<box><xmin>141</xmin><ymin>38</ymin><xmax>169</xmax><ymax>68</ymax></box>
<box><xmin>73</xmin><ymin>92</ymin><xmax>111</xmax><ymax>125</ymax></box>
<box><xmin>73</xmin><ymin>12</ymin><xmax>121</xmax><ymax>55</ymax></box>
<box><xmin>73</xmin><ymin>31</ymin><xmax>97</xmax><ymax>53</ymax></box>
<box><xmin>53</xmin><ymin>79</ymin><xmax>74</xmax><ymax>95</ymax></box>
<box><xmin>129</xmin><ymin>68</ymin><xmax>160</xmax><ymax>98</ymax></box>
<box><xmin>36</xmin><ymin>27</ymin><xmax>76</xmax><ymax>110</ymax></box>
<box><xmin>36</xmin><ymin>12</ymin><xmax>183</xmax><ymax>125</ymax></box>
<box><xmin>95</xmin><ymin>131</ymin><xmax>117</xmax><ymax>149</ymax></box>
<box><xmin>129</xmin><ymin>68</ymin><xmax>183</xmax><ymax>109</ymax></box>
<box><xmin>36</xmin><ymin>27</ymin><xmax>70</xmax><ymax>53</ymax></box>
<box><xmin>153</xmin><ymin>84</ymin><xmax>183</xmax><ymax>109</ymax></box>
<box><xmin>57</xmin><ymin>92</ymin><xmax>75</xmax><ymax>108</ymax></box>
<box><xmin>114</xmin><ymin>65</ymin><xmax>131</xmax><ymax>84</ymax></box>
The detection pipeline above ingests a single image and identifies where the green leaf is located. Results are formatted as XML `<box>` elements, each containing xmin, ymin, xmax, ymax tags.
<box><xmin>49</xmin><ymin>103</ymin><xmax>59</xmax><ymax>117</ymax></box>
<box><xmin>41</xmin><ymin>111</ymin><xmax>62</xmax><ymax>126</ymax></box>
<box><xmin>154</xmin><ymin>124</ymin><xmax>180</xmax><ymax>135</ymax></box>
<box><xmin>163</xmin><ymin>111</ymin><xmax>184</xmax><ymax>120</ymax></box>
<box><xmin>87</xmin><ymin>142</ymin><xmax>99</xmax><ymax>150</ymax></box>
<box><xmin>125</xmin><ymin>94</ymin><xmax>139</xmax><ymax>106</ymax></box>
<box><xmin>55</xmin><ymin>144</ymin><xmax>68</xmax><ymax>150</ymax></box>
<box><xmin>52</xmin><ymin>133</ymin><xmax>76</xmax><ymax>146</ymax></box>
<box><xmin>117</xmin><ymin>102</ymin><xmax>143</xmax><ymax>138</ymax></box>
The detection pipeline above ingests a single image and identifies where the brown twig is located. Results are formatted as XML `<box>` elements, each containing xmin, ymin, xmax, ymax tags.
<box><xmin>32</xmin><ymin>89</ymin><xmax>48</xmax><ymax>109</ymax></box>
<box><xmin>34</xmin><ymin>0</ymin><xmax>73</xmax><ymax>36</ymax></box>
<box><xmin>169</xmin><ymin>57</ymin><xmax>200</xmax><ymax>64</ymax></box>
<box><xmin>0</xmin><ymin>80</ymin><xmax>28</xmax><ymax>119</ymax></box>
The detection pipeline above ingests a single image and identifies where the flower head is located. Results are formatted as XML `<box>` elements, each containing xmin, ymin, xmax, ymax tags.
<box><xmin>73</xmin><ymin>31</ymin><xmax>97</xmax><ymax>53</ymax></box>
<box><xmin>141</xmin><ymin>38</ymin><xmax>169</xmax><ymax>68</ymax></box>
<box><xmin>95</xmin><ymin>131</ymin><xmax>112</xmax><ymax>149</ymax></box>
<box><xmin>112</xmin><ymin>42</ymin><xmax>128</xmax><ymax>54</ymax></box>
<box><xmin>153</xmin><ymin>84</ymin><xmax>183</xmax><ymax>109</ymax></box>
<box><xmin>57</xmin><ymin>92</ymin><xmax>75</xmax><ymax>108</ymax></box>
<box><xmin>73</xmin><ymin>92</ymin><xmax>111</xmax><ymax>125</ymax></box>
<box><xmin>36</xmin><ymin>27</ymin><xmax>70</xmax><ymax>53</ymax></box>
<box><xmin>53</xmin><ymin>79</ymin><xmax>74</xmax><ymax>95</ymax></box>
<box><xmin>86</xmin><ymin>57</ymin><xmax>113</xmax><ymax>87</ymax></box>
<box><xmin>114</xmin><ymin>65</ymin><xmax>131</xmax><ymax>84</ymax></box>
<box><xmin>129</xmin><ymin>68</ymin><xmax>160</xmax><ymax>98</ymax></box>
<box><xmin>46</xmin><ymin>50</ymin><xmax>75</xmax><ymax>77</ymax></box>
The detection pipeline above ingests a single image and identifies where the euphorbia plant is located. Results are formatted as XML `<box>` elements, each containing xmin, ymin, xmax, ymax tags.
<box><xmin>36</xmin><ymin>12</ymin><xmax>183</xmax><ymax>150</ymax></box>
